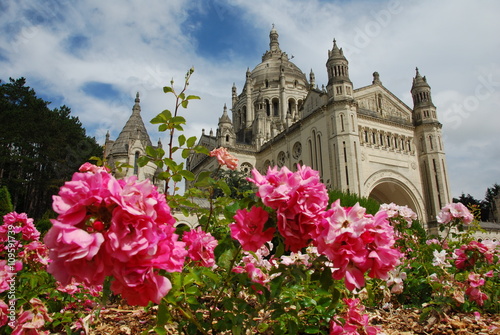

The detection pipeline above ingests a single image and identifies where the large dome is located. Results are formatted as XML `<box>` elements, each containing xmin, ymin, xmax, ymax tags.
<box><xmin>248</xmin><ymin>27</ymin><xmax>308</xmax><ymax>90</ymax></box>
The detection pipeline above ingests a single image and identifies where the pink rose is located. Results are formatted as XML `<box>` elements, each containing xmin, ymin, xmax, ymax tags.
<box><xmin>44</xmin><ymin>221</ymin><xmax>106</xmax><ymax>286</ymax></box>
<box><xmin>209</xmin><ymin>147</ymin><xmax>238</xmax><ymax>170</ymax></box>
<box><xmin>437</xmin><ymin>202</ymin><xmax>474</xmax><ymax>225</ymax></box>
<box><xmin>79</xmin><ymin>162</ymin><xmax>110</xmax><ymax>173</ymax></box>
<box><xmin>105</xmin><ymin>210</ymin><xmax>157</xmax><ymax>263</ymax></box>
<box><xmin>248</xmin><ymin>165</ymin><xmax>328</xmax><ymax>251</ymax></box>
<box><xmin>183</xmin><ymin>227</ymin><xmax>218</xmax><ymax>268</ymax></box>
<box><xmin>46</xmin><ymin>164</ymin><xmax>183</xmax><ymax>305</ymax></box>
<box><xmin>1</xmin><ymin>212</ymin><xmax>40</xmax><ymax>243</ymax></box>
<box><xmin>11</xmin><ymin>298</ymin><xmax>52</xmax><ymax>334</ymax></box>
<box><xmin>52</xmin><ymin>169</ymin><xmax>120</xmax><ymax>227</ymax></box>
<box><xmin>230</xmin><ymin>207</ymin><xmax>275</xmax><ymax>252</ymax></box>
<box><xmin>0</xmin><ymin>299</ymin><xmax>7</xmax><ymax>327</ymax></box>
<box><xmin>111</xmin><ymin>268</ymin><xmax>171</xmax><ymax>306</ymax></box>
<box><xmin>315</xmin><ymin>202</ymin><xmax>401</xmax><ymax>291</ymax></box>
<box><xmin>466</xmin><ymin>287</ymin><xmax>488</xmax><ymax>306</ymax></box>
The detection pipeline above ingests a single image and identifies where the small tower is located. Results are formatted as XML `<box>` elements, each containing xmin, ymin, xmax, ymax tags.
<box><xmin>326</xmin><ymin>39</ymin><xmax>353</xmax><ymax>101</ymax></box>
<box><xmin>269</xmin><ymin>24</ymin><xmax>280</xmax><ymax>53</ymax></box>
<box><xmin>412</xmin><ymin>68</ymin><xmax>451</xmax><ymax>226</ymax></box>
<box><xmin>309</xmin><ymin>69</ymin><xmax>316</xmax><ymax>90</ymax></box>
<box><xmin>217</xmin><ymin>104</ymin><xmax>236</xmax><ymax>147</ymax></box>
<box><xmin>372</xmin><ymin>71</ymin><xmax>382</xmax><ymax>85</ymax></box>
<box><xmin>105</xmin><ymin>93</ymin><xmax>164</xmax><ymax>192</ymax></box>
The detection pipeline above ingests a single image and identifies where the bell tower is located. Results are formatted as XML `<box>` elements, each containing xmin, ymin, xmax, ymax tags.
<box><xmin>326</xmin><ymin>39</ymin><xmax>353</xmax><ymax>101</ymax></box>
<box><xmin>325</xmin><ymin>40</ymin><xmax>359</xmax><ymax>193</ymax></box>
<box><xmin>412</xmin><ymin>68</ymin><xmax>451</xmax><ymax>225</ymax></box>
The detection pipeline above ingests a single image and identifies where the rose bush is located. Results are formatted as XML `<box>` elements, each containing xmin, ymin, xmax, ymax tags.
<box><xmin>1</xmin><ymin>69</ymin><xmax>498</xmax><ymax>334</ymax></box>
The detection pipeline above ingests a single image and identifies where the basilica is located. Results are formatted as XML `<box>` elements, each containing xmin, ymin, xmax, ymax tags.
<box><xmin>186</xmin><ymin>27</ymin><xmax>452</xmax><ymax>228</ymax></box>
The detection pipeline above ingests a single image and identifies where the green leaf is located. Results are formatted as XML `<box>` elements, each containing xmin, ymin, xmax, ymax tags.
<box><xmin>186</xmin><ymin>95</ymin><xmax>201</xmax><ymax>100</ymax></box>
<box><xmin>178</xmin><ymin>134</ymin><xmax>186</xmax><ymax>147</ymax></box>
<box><xmin>320</xmin><ymin>266</ymin><xmax>333</xmax><ymax>291</ymax></box>
<box><xmin>156</xmin><ymin>300</ymin><xmax>170</xmax><ymax>327</ymax></box>
<box><xmin>181</xmin><ymin>100</ymin><xmax>189</xmax><ymax>108</ymax></box>
<box><xmin>304</xmin><ymin>326</ymin><xmax>320</xmax><ymax>334</ymax></box>
<box><xmin>163</xmin><ymin>86</ymin><xmax>173</xmax><ymax>94</ymax></box>
<box><xmin>186</xmin><ymin>285</ymin><xmax>201</xmax><ymax>296</ymax></box>
<box><xmin>194</xmin><ymin>145</ymin><xmax>210</xmax><ymax>155</ymax></box>
<box><xmin>163</xmin><ymin>158</ymin><xmax>178</xmax><ymax>171</ymax></box>
<box><xmin>146</xmin><ymin>146</ymin><xmax>156</xmax><ymax>157</ymax></box>
<box><xmin>158</xmin><ymin>124</ymin><xmax>168</xmax><ymax>132</ymax></box>
<box><xmin>194</xmin><ymin>171</ymin><xmax>212</xmax><ymax>187</ymax></box>
<box><xmin>178</xmin><ymin>170</ymin><xmax>195</xmax><ymax>181</ymax></box>
<box><xmin>217</xmin><ymin>180</ymin><xmax>231</xmax><ymax>196</ymax></box>
<box><xmin>257</xmin><ymin>323</ymin><xmax>269</xmax><ymax>333</ymax></box>
<box><xmin>137</xmin><ymin>156</ymin><xmax>151</xmax><ymax>167</ymax></box>
<box><xmin>171</xmin><ymin>116</ymin><xmax>186</xmax><ymax>124</ymax></box>
<box><xmin>154</xmin><ymin>326</ymin><xmax>167</xmax><ymax>335</ymax></box>
<box><xmin>274</xmin><ymin>240</ymin><xmax>285</xmax><ymax>258</ymax></box>
<box><xmin>186</xmin><ymin>136</ymin><xmax>197</xmax><ymax>148</ymax></box>
<box><xmin>151</xmin><ymin>110</ymin><xmax>172</xmax><ymax>124</ymax></box>
<box><xmin>287</xmin><ymin>319</ymin><xmax>298</xmax><ymax>334</ymax></box>
<box><xmin>181</xmin><ymin>148</ymin><xmax>191</xmax><ymax>159</ymax></box>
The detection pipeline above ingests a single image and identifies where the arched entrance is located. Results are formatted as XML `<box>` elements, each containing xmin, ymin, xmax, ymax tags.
<box><xmin>364</xmin><ymin>170</ymin><xmax>426</xmax><ymax>224</ymax></box>
<box><xmin>369</xmin><ymin>181</ymin><xmax>418</xmax><ymax>211</ymax></box>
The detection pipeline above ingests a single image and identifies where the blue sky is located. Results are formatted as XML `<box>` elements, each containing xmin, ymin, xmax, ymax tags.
<box><xmin>1</xmin><ymin>0</ymin><xmax>500</xmax><ymax>201</ymax></box>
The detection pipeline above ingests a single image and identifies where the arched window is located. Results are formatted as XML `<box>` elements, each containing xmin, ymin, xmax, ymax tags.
<box><xmin>272</xmin><ymin>98</ymin><xmax>279</xmax><ymax>117</ymax></box>
<box><xmin>226</xmin><ymin>134</ymin><xmax>230</xmax><ymax>142</ymax></box>
<box><xmin>134</xmin><ymin>151</ymin><xmax>140</xmax><ymax>175</ymax></box>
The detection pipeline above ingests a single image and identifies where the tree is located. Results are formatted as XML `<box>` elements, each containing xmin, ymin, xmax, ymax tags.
<box><xmin>0</xmin><ymin>186</ymin><xmax>13</xmax><ymax>217</ymax></box>
<box><xmin>0</xmin><ymin>77</ymin><xmax>102</xmax><ymax>219</ymax></box>
<box><xmin>482</xmin><ymin>183</ymin><xmax>500</xmax><ymax>222</ymax></box>
<box><xmin>328</xmin><ymin>189</ymin><xmax>380</xmax><ymax>215</ymax></box>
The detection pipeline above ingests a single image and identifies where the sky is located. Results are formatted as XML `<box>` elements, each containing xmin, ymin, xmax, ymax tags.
<box><xmin>1</xmin><ymin>0</ymin><xmax>499</xmax><ymax>201</ymax></box>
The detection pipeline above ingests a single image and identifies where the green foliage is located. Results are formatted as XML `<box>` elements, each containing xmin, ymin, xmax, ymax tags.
<box><xmin>36</xmin><ymin>209</ymin><xmax>56</xmax><ymax>235</ymax></box>
<box><xmin>0</xmin><ymin>186</ymin><xmax>13</xmax><ymax>216</ymax></box>
<box><xmin>328</xmin><ymin>189</ymin><xmax>380</xmax><ymax>215</ymax></box>
<box><xmin>211</xmin><ymin>169</ymin><xmax>255</xmax><ymax>200</ymax></box>
<box><xmin>482</xmin><ymin>183</ymin><xmax>499</xmax><ymax>221</ymax></box>
<box><xmin>136</xmin><ymin>68</ymin><xmax>206</xmax><ymax>195</ymax></box>
<box><xmin>0</xmin><ymin>215</ymin><xmax>104</xmax><ymax>335</ymax></box>
<box><xmin>0</xmin><ymin>77</ymin><xmax>103</xmax><ymax>219</ymax></box>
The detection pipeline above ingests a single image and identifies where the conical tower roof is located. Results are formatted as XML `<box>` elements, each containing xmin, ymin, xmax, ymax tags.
<box><xmin>328</xmin><ymin>39</ymin><xmax>347</xmax><ymax>61</ymax></box>
<box><xmin>411</xmin><ymin>67</ymin><xmax>430</xmax><ymax>90</ymax></box>
<box><xmin>110</xmin><ymin>92</ymin><xmax>153</xmax><ymax>154</ymax></box>
<box><xmin>219</xmin><ymin>104</ymin><xmax>232</xmax><ymax>124</ymax></box>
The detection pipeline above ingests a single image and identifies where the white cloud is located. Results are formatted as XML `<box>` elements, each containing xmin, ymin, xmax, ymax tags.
<box><xmin>1</xmin><ymin>0</ymin><xmax>499</xmax><ymax>200</ymax></box>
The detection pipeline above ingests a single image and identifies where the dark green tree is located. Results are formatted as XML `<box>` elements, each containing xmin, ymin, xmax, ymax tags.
<box><xmin>482</xmin><ymin>183</ymin><xmax>500</xmax><ymax>222</ymax></box>
<box><xmin>0</xmin><ymin>77</ymin><xmax>102</xmax><ymax>219</ymax></box>
<box><xmin>327</xmin><ymin>189</ymin><xmax>380</xmax><ymax>215</ymax></box>
<box><xmin>212</xmin><ymin>169</ymin><xmax>254</xmax><ymax>200</ymax></box>
<box><xmin>0</xmin><ymin>186</ymin><xmax>13</xmax><ymax>217</ymax></box>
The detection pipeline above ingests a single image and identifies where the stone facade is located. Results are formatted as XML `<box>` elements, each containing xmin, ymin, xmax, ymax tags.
<box><xmin>187</xmin><ymin>27</ymin><xmax>452</xmax><ymax>229</ymax></box>
<box><xmin>104</xmin><ymin>93</ymin><xmax>164</xmax><ymax>192</ymax></box>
